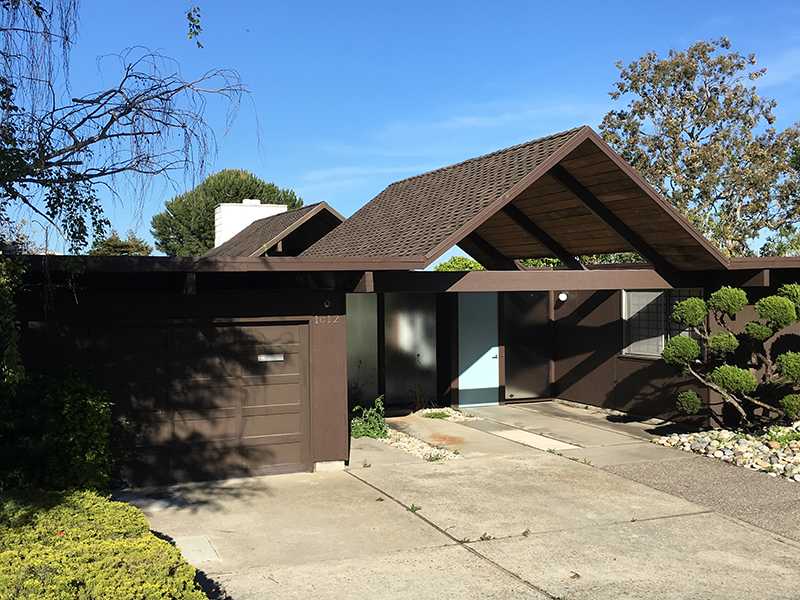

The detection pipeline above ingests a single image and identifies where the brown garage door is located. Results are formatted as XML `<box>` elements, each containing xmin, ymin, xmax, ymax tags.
<box><xmin>94</xmin><ymin>320</ymin><xmax>310</xmax><ymax>485</ymax></box>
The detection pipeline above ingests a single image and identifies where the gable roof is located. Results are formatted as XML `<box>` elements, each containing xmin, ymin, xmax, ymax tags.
<box><xmin>204</xmin><ymin>202</ymin><xmax>344</xmax><ymax>258</ymax></box>
<box><xmin>302</xmin><ymin>127</ymin><xmax>729</xmax><ymax>273</ymax></box>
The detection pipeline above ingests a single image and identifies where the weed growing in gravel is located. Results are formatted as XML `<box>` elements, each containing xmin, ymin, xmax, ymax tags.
<box><xmin>421</xmin><ymin>411</ymin><xmax>450</xmax><ymax>419</ymax></box>
<box><xmin>408</xmin><ymin>504</ymin><xmax>421</xmax><ymax>513</ymax></box>
<box><xmin>362</xmin><ymin>459</ymin><xmax>371</xmax><ymax>468</ymax></box>
<box><xmin>767</xmin><ymin>426</ymin><xmax>800</xmax><ymax>447</ymax></box>
<box><xmin>479</xmin><ymin>533</ymin><xmax>494</xmax><ymax>541</ymax></box>
<box><xmin>350</xmin><ymin>396</ymin><xmax>388</xmax><ymax>439</ymax></box>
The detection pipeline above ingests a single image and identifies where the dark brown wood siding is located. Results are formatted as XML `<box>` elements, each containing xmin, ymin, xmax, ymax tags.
<box><xmin>19</xmin><ymin>285</ymin><xmax>348</xmax><ymax>486</ymax></box>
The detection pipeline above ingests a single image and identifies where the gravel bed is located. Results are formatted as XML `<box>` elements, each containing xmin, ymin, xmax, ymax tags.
<box><xmin>380</xmin><ymin>429</ymin><xmax>462</xmax><ymax>461</ymax></box>
<box><xmin>377</xmin><ymin>408</ymin><xmax>480</xmax><ymax>461</ymax></box>
<box><xmin>652</xmin><ymin>421</ymin><xmax>800</xmax><ymax>482</ymax></box>
<box><xmin>414</xmin><ymin>407</ymin><xmax>480</xmax><ymax>422</ymax></box>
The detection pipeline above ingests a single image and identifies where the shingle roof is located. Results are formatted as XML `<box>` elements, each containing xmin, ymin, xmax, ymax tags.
<box><xmin>302</xmin><ymin>126</ymin><xmax>729</xmax><ymax>272</ymax></box>
<box><xmin>204</xmin><ymin>202</ymin><xmax>343</xmax><ymax>258</ymax></box>
<box><xmin>302</xmin><ymin>128</ymin><xmax>583</xmax><ymax>260</ymax></box>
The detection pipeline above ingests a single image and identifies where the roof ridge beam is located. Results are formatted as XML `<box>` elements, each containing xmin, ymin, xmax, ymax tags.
<box><xmin>548</xmin><ymin>164</ymin><xmax>680</xmax><ymax>282</ymax></box>
<box><xmin>501</xmin><ymin>204</ymin><xmax>586</xmax><ymax>271</ymax></box>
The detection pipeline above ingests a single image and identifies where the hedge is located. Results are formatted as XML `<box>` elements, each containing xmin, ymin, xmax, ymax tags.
<box><xmin>0</xmin><ymin>490</ymin><xmax>206</xmax><ymax>600</ymax></box>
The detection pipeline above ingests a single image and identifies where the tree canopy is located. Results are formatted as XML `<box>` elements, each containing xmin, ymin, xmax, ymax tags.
<box><xmin>88</xmin><ymin>230</ymin><xmax>152</xmax><ymax>256</ymax></box>
<box><xmin>150</xmin><ymin>169</ymin><xmax>303</xmax><ymax>256</ymax></box>
<box><xmin>600</xmin><ymin>37</ymin><xmax>800</xmax><ymax>256</ymax></box>
<box><xmin>0</xmin><ymin>0</ymin><xmax>247</xmax><ymax>252</ymax></box>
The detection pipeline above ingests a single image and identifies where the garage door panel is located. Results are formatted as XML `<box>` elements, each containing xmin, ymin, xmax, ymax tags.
<box><xmin>242</xmin><ymin>413</ymin><xmax>301</xmax><ymax>438</ymax></box>
<box><xmin>175</xmin><ymin>410</ymin><xmax>237</xmax><ymax>441</ymax></box>
<box><xmin>242</xmin><ymin>382</ymin><xmax>300</xmax><ymax>407</ymax></box>
<box><xmin>237</xmin><ymin>325</ymin><xmax>300</xmax><ymax>345</ymax></box>
<box><xmin>109</xmin><ymin>320</ymin><xmax>310</xmax><ymax>485</ymax></box>
<box><xmin>171</xmin><ymin>384</ymin><xmax>238</xmax><ymax>410</ymax></box>
<box><xmin>110</xmin><ymin>383</ymin><xmax>170</xmax><ymax>412</ymax></box>
<box><xmin>169</xmin><ymin>355</ymin><xmax>240</xmax><ymax>380</ymax></box>
<box><xmin>244</xmin><ymin>442</ymin><xmax>303</xmax><ymax>467</ymax></box>
<box><xmin>239</xmin><ymin>352</ymin><xmax>301</xmax><ymax>376</ymax></box>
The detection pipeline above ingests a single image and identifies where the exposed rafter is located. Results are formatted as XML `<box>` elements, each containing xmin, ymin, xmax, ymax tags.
<box><xmin>547</xmin><ymin>164</ymin><xmax>680</xmax><ymax>281</ymax></box>
<box><xmin>501</xmin><ymin>204</ymin><xmax>586</xmax><ymax>271</ymax></box>
<box><xmin>460</xmin><ymin>232</ymin><xmax>522</xmax><ymax>271</ymax></box>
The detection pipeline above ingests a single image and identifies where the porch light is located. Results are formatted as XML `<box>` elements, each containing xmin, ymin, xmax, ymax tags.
<box><xmin>558</xmin><ymin>292</ymin><xmax>569</xmax><ymax>302</ymax></box>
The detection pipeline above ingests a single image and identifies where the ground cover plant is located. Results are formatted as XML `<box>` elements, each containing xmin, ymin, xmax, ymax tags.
<box><xmin>0</xmin><ymin>490</ymin><xmax>206</xmax><ymax>600</ymax></box>
<box><xmin>663</xmin><ymin>283</ymin><xmax>800</xmax><ymax>425</ymax></box>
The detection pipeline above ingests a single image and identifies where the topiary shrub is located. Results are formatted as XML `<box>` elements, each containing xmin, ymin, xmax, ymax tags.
<box><xmin>777</xmin><ymin>283</ymin><xmax>800</xmax><ymax>318</ymax></box>
<box><xmin>779</xmin><ymin>394</ymin><xmax>800</xmax><ymax>420</ymax></box>
<box><xmin>0</xmin><ymin>374</ymin><xmax>113</xmax><ymax>492</ymax></box>
<box><xmin>744</xmin><ymin>321</ymin><xmax>773</xmax><ymax>342</ymax></box>
<box><xmin>676</xmin><ymin>390</ymin><xmax>702</xmax><ymax>414</ymax></box>
<box><xmin>707</xmin><ymin>332</ymin><xmax>738</xmax><ymax>356</ymax></box>
<box><xmin>754</xmin><ymin>296</ymin><xmax>797</xmax><ymax>330</ymax></box>
<box><xmin>661</xmin><ymin>335</ymin><xmax>700</xmax><ymax>367</ymax></box>
<box><xmin>708</xmin><ymin>365</ymin><xmax>758</xmax><ymax>395</ymax></box>
<box><xmin>707</xmin><ymin>286</ymin><xmax>747</xmax><ymax>316</ymax></box>
<box><xmin>0</xmin><ymin>490</ymin><xmax>206</xmax><ymax>600</ymax></box>
<box><xmin>776</xmin><ymin>351</ymin><xmax>800</xmax><ymax>385</ymax></box>
<box><xmin>665</xmin><ymin>284</ymin><xmax>800</xmax><ymax>425</ymax></box>
<box><xmin>671</xmin><ymin>297</ymin><xmax>707</xmax><ymax>327</ymax></box>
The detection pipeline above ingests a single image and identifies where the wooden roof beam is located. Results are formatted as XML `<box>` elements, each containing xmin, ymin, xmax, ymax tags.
<box><xmin>460</xmin><ymin>232</ymin><xmax>523</xmax><ymax>271</ymax></box>
<box><xmin>548</xmin><ymin>164</ymin><xmax>680</xmax><ymax>281</ymax></box>
<box><xmin>501</xmin><ymin>204</ymin><xmax>586</xmax><ymax>271</ymax></box>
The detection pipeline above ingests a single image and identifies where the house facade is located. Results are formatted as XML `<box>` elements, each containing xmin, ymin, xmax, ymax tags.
<box><xmin>17</xmin><ymin>126</ymin><xmax>800</xmax><ymax>485</ymax></box>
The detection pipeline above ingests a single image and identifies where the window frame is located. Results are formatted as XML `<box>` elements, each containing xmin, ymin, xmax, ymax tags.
<box><xmin>622</xmin><ymin>288</ymin><xmax>703</xmax><ymax>359</ymax></box>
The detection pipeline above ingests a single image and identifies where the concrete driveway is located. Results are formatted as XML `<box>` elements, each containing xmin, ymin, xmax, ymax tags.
<box><xmin>116</xmin><ymin>402</ymin><xmax>800</xmax><ymax>600</ymax></box>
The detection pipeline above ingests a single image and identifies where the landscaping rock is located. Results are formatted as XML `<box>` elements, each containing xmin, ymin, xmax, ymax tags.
<box><xmin>653</xmin><ymin>423</ymin><xmax>800</xmax><ymax>482</ymax></box>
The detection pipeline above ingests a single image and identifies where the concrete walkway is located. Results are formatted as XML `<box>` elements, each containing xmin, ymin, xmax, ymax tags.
<box><xmin>116</xmin><ymin>401</ymin><xmax>800</xmax><ymax>600</ymax></box>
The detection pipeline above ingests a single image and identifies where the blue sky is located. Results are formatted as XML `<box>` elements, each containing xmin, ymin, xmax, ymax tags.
<box><xmin>28</xmin><ymin>1</ymin><xmax>800</xmax><ymax>254</ymax></box>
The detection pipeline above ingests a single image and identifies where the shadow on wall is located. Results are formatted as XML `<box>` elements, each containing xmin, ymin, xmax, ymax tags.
<box><xmin>553</xmin><ymin>290</ymin><xmax>620</xmax><ymax>400</ymax></box>
<box><xmin>81</xmin><ymin>322</ymin><xmax>309</xmax><ymax>488</ymax></box>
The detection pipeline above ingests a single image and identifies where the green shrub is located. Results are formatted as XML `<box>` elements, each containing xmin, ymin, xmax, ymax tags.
<box><xmin>754</xmin><ymin>296</ymin><xmax>797</xmax><ymax>330</ymax></box>
<box><xmin>676</xmin><ymin>390</ymin><xmax>702</xmax><ymax>414</ymax></box>
<box><xmin>707</xmin><ymin>286</ymin><xmax>747</xmax><ymax>316</ymax></box>
<box><xmin>661</xmin><ymin>336</ymin><xmax>700</xmax><ymax>366</ymax></box>
<box><xmin>777</xmin><ymin>283</ymin><xmax>800</xmax><ymax>318</ymax></box>
<box><xmin>0</xmin><ymin>374</ymin><xmax>113</xmax><ymax>492</ymax></box>
<box><xmin>671</xmin><ymin>297</ymin><xmax>707</xmax><ymax>327</ymax></box>
<box><xmin>708</xmin><ymin>365</ymin><xmax>758</xmax><ymax>395</ymax></box>
<box><xmin>350</xmin><ymin>396</ymin><xmax>388</xmax><ymax>439</ymax></box>
<box><xmin>778</xmin><ymin>394</ymin><xmax>800</xmax><ymax>420</ymax></box>
<box><xmin>776</xmin><ymin>352</ymin><xmax>800</xmax><ymax>385</ymax></box>
<box><xmin>0</xmin><ymin>490</ymin><xmax>206</xmax><ymax>600</ymax></box>
<box><xmin>744</xmin><ymin>321</ymin><xmax>773</xmax><ymax>342</ymax></box>
<box><xmin>707</xmin><ymin>332</ymin><xmax>738</xmax><ymax>356</ymax></box>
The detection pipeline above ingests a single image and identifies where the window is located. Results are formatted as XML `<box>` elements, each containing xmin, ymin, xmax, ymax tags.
<box><xmin>623</xmin><ymin>289</ymin><xmax>703</xmax><ymax>357</ymax></box>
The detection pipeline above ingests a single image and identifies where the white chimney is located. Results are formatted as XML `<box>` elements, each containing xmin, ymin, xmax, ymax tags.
<box><xmin>214</xmin><ymin>200</ymin><xmax>288</xmax><ymax>247</ymax></box>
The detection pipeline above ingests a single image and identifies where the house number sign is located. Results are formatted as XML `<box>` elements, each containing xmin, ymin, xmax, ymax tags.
<box><xmin>314</xmin><ymin>315</ymin><xmax>341</xmax><ymax>324</ymax></box>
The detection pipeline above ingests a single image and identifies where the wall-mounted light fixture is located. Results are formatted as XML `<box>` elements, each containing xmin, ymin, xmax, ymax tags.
<box><xmin>557</xmin><ymin>291</ymin><xmax>569</xmax><ymax>302</ymax></box>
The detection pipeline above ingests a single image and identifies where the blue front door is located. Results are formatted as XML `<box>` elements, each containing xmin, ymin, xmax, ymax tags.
<box><xmin>457</xmin><ymin>292</ymin><xmax>499</xmax><ymax>406</ymax></box>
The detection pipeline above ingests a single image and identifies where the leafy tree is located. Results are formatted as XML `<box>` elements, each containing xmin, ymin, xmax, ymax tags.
<box><xmin>150</xmin><ymin>169</ymin><xmax>303</xmax><ymax>256</ymax></box>
<box><xmin>88</xmin><ymin>230</ymin><xmax>152</xmax><ymax>256</ymax></box>
<box><xmin>0</xmin><ymin>1</ymin><xmax>247</xmax><ymax>253</ymax></box>
<box><xmin>600</xmin><ymin>37</ymin><xmax>800</xmax><ymax>256</ymax></box>
<box><xmin>663</xmin><ymin>284</ymin><xmax>800</xmax><ymax>425</ymax></box>
<box><xmin>434</xmin><ymin>256</ymin><xmax>485</xmax><ymax>271</ymax></box>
